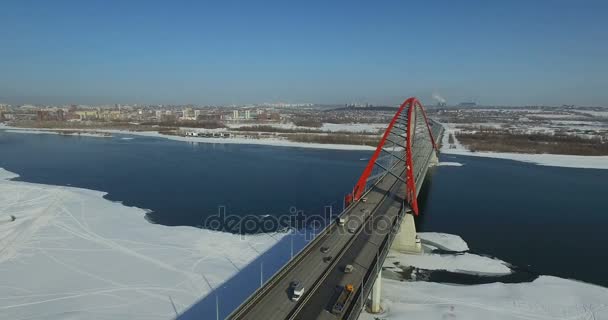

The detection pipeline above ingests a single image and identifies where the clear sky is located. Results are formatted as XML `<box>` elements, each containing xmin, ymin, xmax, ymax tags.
<box><xmin>1</xmin><ymin>0</ymin><xmax>607</xmax><ymax>106</ymax></box>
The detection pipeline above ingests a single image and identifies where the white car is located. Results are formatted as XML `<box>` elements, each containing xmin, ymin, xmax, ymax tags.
<box><xmin>291</xmin><ymin>281</ymin><xmax>305</xmax><ymax>301</ymax></box>
<box><xmin>344</xmin><ymin>264</ymin><xmax>354</xmax><ymax>273</ymax></box>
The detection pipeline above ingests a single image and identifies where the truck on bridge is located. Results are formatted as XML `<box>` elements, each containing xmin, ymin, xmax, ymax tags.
<box><xmin>331</xmin><ymin>284</ymin><xmax>354</xmax><ymax>315</ymax></box>
<box><xmin>199</xmin><ymin>97</ymin><xmax>444</xmax><ymax>320</ymax></box>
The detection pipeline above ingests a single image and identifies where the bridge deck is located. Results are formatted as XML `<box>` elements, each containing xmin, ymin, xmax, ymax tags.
<box><xmin>227</xmin><ymin>116</ymin><xmax>444</xmax><ymax>320</ymax></box>
<box><xmin>230</xmin><ymin>165</ymin><xmax>405</xmax><ymax>319</ymax></box>
<box><xmin>293</xmin><ymin>171</ymin><xmax>406</xmax><ymax>320</ymax></box>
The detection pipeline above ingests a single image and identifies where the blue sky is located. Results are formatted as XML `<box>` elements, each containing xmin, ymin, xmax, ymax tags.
<box><xmin>1</xmin><ymin>0</ymin><xmax>607</xmax><ymax>106</ymax></box>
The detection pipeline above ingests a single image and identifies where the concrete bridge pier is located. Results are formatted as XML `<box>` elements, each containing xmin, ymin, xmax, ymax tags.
<box><xmin>429</xmin><ymin>150</ymin><xmax>439</xmax><ymax>166</ymax></box>
<box><xmin>370</xmin><ymin>270</ymin><xmax>382</xmax><ymax>313</ymax></box>
<box><xmin>391</xmin><ymin>209</ymin><xmax>421</xmax><ymax>254</ymax></box>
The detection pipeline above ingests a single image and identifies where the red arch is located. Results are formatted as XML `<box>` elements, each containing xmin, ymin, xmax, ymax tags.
<box><xmin>350</xmin><ymin>97</ymin><xmax>437</xmax><ymax>215</ymax></box>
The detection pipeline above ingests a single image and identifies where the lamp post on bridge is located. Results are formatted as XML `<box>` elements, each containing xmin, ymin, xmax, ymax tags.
<box><xmin>260</xmin><ymin>262</ymin><xmax>264</xmax><ymax>288</ymax></box>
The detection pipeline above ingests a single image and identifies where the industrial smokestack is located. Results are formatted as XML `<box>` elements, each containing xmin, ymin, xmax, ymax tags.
<box><xmin>432</xmin><ymin>92</ymin><xmax>447</xmax><ymax>104</ymax></box>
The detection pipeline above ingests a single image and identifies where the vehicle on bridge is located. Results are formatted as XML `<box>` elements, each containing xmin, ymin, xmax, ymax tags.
<box><xmin>331</xmin><ymin>284</ymin><xmax>354</xmax><ymax>315</ymax></box>
<box><xmin>344</xmin><ymin>264</ymin><xmax>354</xmax><ymax>273</ymax></box>
<box><xmin>220</xmin><ymin>97</ymin><xmax>444</xmax><ymax>320</ymax></box>
<box><xmin>291</xmin><ymin>281</ymin><xmax>304</xmax><ymax>302</ymax></box>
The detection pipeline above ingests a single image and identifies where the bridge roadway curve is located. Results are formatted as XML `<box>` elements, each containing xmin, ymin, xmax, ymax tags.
<box><xmin>229</xmin><ymin>165</ymin><xmax>406</xmax><ymax>320</ymax></box>
<box><xmin>229</xmin><ymin>120</ymin><xmax>444</xmax><ymax>320</ymax></box>
<box><xmin>292</xmin><ymin>171</ymin><xmax>406</xmax><ymax>320</ymax></box>
<box><xmin>292</xmin><ymin>125</ymin><xmax>441</xmax><ymax>320</ymax></box>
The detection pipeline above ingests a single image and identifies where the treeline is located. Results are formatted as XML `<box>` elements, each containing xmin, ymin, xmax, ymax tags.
<box><xmin>11</xmin><ymin>120</ymin><xmax>162</xmax><ymax>132</ymax></box>
<box><xmin>456</xmin><ymin>130</ymin><xmax>608</xmax><ymax>155</ymax></box>
<box><xmin>233</xmin><ymin>125</ymin><xmax>321</xmax><ymax>134</ymax></box>
<box><xmin>233</xmin><ymin>125</ymin><xmax>379</xmax><ymax>135</ymax></box>
<box><xmin>140</xmin><ymin>120</ymin><xmax>225</xmax><ymax>129</ymax></box>
<box><xmin>292</xmin><ymin>118</ymin><xmax>323</xmax><ymax>128</ymax></box>
<box><xmin>286</xmin><ymin>134</ymin><xmax>380</xmax><ymax>147</ymax></box>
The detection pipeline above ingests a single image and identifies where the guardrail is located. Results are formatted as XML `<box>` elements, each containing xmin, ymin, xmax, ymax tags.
<box><xmin>227</xmin><ymin>215</ymin><xmax>336</xmax><ymax>319</ymax></box>
<box><xmin>228</xmin><ymin>122</ymin><xmax>443</xmax><ymax>319</ymax></box>
<box><xmin>227</xmin><ymin>170</ymin><xmax>386</xmax><ymax>319</ymax></box>
<box><xmin>344</xmin><ymin>200</ymin><xmax>406</xmax><ymax>320</ymax></box>
<box><xmin>344</xmin><ymin>125</ymin><xmax>442</xmax><ymax>319</ymax></box>
<box><xmin>287</xmin><ymin>170</ymin><xmax>404</xmax><ymax>319</ymax></box>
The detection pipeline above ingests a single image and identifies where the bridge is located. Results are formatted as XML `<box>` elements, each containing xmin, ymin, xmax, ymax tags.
<box><xmin>218</xmin><ymin>97</ymin><xmax>443</xmax><ymax>320</ymax></box>
<box><xmin>177</xmin><ymin>97</ymin><xmax>443</xmax><ymax>320</ymax></box>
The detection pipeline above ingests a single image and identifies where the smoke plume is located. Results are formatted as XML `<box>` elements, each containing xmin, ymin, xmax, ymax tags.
<box><xmin>432</xmin><ymin>92</ymin><xmax>447</xmax><ymax>104</ymax></box>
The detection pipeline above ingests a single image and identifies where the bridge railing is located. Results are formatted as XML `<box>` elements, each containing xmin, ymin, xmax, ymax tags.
<box><xmin>226</xmin><ymin>179</ymin><xmax>382</xmax><ymax>319</ymax></box>
<box><xmin>344</xmin><ymin>120</ymin><xmax>444</xmax><ymax>319</ymax></box>
<box><xmin>344</xmin><ymin>201</ymin><xmax>407</xmax><ymax>320</ymax></box>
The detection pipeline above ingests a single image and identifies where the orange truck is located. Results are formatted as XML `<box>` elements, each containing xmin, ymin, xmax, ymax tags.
<box><xmin>331</xmin><ymin>284</ymin><xmax>354</xmax><ymax>315</ymax></box>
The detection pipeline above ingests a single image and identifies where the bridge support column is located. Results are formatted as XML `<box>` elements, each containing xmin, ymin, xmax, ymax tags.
<box><xmin>370</xmin><ymin>270</ymin><xmax>382</xmax><ymax>313</ymax></box>
<box><xmin>429</xmin><ymin>150</ymin><xmax>439</xmax><ymax>166</ymax></box>
<box><xmin>391</xmin><ymin>211</ymin><xmax>421</xmax><ymax>254</ymax></box>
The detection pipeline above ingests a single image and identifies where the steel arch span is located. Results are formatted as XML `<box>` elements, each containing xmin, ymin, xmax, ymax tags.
<box><xmin>350</xmin><ymin>97</ymin><xmax>437</xmax><ymax>215</ymax></box>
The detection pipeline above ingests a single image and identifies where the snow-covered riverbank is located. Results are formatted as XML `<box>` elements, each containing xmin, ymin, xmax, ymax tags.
<box><xmin>4</xmin><ymin>129</ymin><xmax>112</xmax><ymax>138</ymax></box>
<box><xmin>360</xmin><ymin>275</ymin><xmax>608</xmax><ymax>320</ymax></box>
<box><xmin>440</xmin><ymin>123</ymin><xmax>608</xmax><ymax>169</ymax></box>
<box><xmin>0</xmin><ymin>125</ymin><xmax>376</xmax><ymax>151</ymax></box>
<box><xmin>360</xmin><ymin>232</ymin><xmax>608</xmax><ymax>320</ymax></box>
<box><xmin>0</xmin><ymin>168</ymin><xmax>281</xmax><ymax>319</ymax></box>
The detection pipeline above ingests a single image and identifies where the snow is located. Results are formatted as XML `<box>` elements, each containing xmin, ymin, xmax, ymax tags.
<box><xmin>386</xmin><ymin>251</ymin><xmax>512</xmax><ymax>276</ymax></box>
<box><xmin>440</xmin><ymin>123</ymin><xmax>608</xmax><ymax>169</ymax></box>
<box><xmin>130</xmin><ymin>131</ymin><xmax>376</xmax><ymax>150</ymax></box>
<box><xmin>359</xmin><ymin>276</ymin><xmax>608</xmax><ymax>320</ymax></box>
<box><xmin>225</xmin><ymin>122</ymin><xmax>296</xmax><ymax>130</ymax></box>
<box><xmin>360</xmin><ymin>232</ymin><xmax>608</xmax><ymax>320</ymax></box>
<box><xmin>320</xmin><ymin>123</ymin><xmax>385</xmax><ymax>133</ymax></box>
<box><xmin>387</xmin><ymin>233</ymin><xmax>510</xmax><ymax>276</ymax></box>
<box><xmin>0</xmin><ymin>168</ymin><xmax>281</xmax><ymax>319</ymax></box>
<box><xmin>1</xmin><ymin>127</ymin><xmax>376</xmax><ymax>151</ymax></box>
<box><xmin>0</xmin><ymin>167</ymin><xmax>20</xmax><ymax>180</ymax></box>
<box><xmin>418</xmin><ymin>232</ymin><xmax>469</xmax><ymax>252</ymax></box>
<box><xmin>437</xmin><ymin>162</ymin><xmax>464</xmax><ymax>167</ymax></box>
<box><xmin>526</xmin><ymin>113</ymin><xmax>585</xmax><ymax>120</ymax></box>
<box><xmin>574</xmin><ymin>109</ymin><xmax>608</xmax><ymax>117</ymax></box>
<box><xmin>4</xmin><ymin>129</ymin><xmax>112</xmax><ymax>138</ymax></box>
<box><xmin>448</xmin><ymin>150</ymin><xmax>608</xmax><ymax>170</ymax></box>
<box><xmin>226</xmin><ymin>122</ymin><xmax>385</xmax><ymax>133</ymax></box>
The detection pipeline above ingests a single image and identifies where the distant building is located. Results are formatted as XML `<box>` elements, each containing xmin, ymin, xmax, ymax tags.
<box><xmin>232</xmin><ymin>110</ymin><xmax>239</xmax><ymax>120</ymax></box>
<box><xmin>100</xmin><ymin>110</ymin><xmax>122</xmax><ymax>121</ymax></box>
<box><xmin>75</xmin><ymin>110</ymin><xmax>99</xmax><ymax>120</ymax></box>
<box><xmin>458</xmin><ymin>102</ymin><xmax>477</xmax><ymax>107</ymax></box>
<box><xmin>244</xmin><ymin>110</ymin><xmax>251</xmax><ymax>120</ymax></box>
<box><xmin>183</xmin><ymin>107</ymin><xmax>193</xmax><ymax>119</ymax></box>
<box><xmin>258</xmin><ymin>112</ymin><xmax>280</xmax><ymax>121</ymax></box>
<box><xmin>36</xmin><ymin>110</ymin><xmax>51</xmax><ymax>121</ymax></box>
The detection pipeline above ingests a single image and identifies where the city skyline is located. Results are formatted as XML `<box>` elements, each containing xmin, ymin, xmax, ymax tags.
<box><xmin>1</xmin><ymin>0</ymin><xmax>607</xmax><ymax>107</ymax></box>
